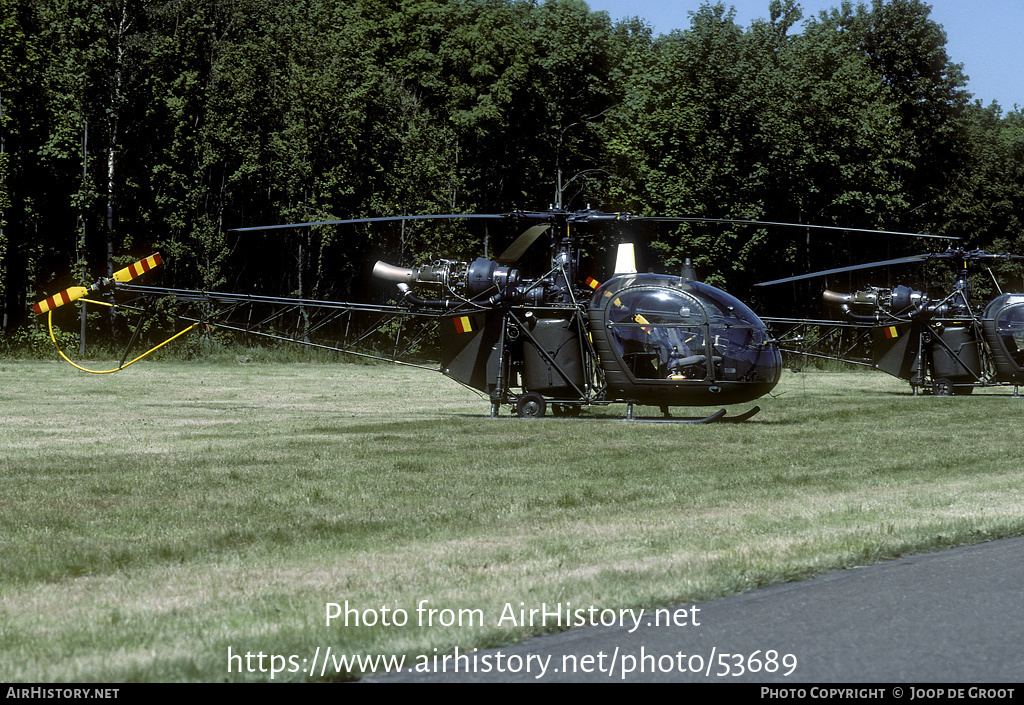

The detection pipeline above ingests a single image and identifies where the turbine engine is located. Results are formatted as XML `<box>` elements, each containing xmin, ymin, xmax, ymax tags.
<box><xmin>823</xmin><ymin>285</ymin><xmax>928</xmax><ymax>320</ymax></box>
<box><xmin>373</xmin><ymin>257</ymin><xmax>524</xmax><ymax>307</ymax></box>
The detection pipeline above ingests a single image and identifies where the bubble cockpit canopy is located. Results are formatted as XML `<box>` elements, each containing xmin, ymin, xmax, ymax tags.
<box><xmin>590</xmin><ymin>274</ymin><xmax>781</xmax><ymax>404</ymax></box>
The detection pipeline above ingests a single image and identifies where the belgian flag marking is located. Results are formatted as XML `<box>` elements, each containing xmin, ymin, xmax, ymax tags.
<box><xmin>585</xmin><ymin>277</ymin><xmax>600</xmax><ymax>290</ymax></box>
<box><xmin>884</xmin><ymin>326</ymin><xmax>899</xmax><ymax>339</ymax></box>
<box><xmin>454</xmin><ymin>316</ymin><xmax>473</xmax><ymax>334</ymax></box>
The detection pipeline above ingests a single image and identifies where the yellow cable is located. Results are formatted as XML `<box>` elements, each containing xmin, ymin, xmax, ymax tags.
<box><xmin>48</xmin><ymin>309</ymin><xmax>200</xmax><ymax>374</ymax></box>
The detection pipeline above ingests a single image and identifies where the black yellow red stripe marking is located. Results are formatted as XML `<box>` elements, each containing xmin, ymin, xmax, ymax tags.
<box><xmin>32</xmin><ymin>287</ymin><xmax>88</xmax><ymax>316</ymax></box>
<box><xmin>114</xmin><ymin>253</ymin><xmax>162</xmax><ymax>283</ymax></box>
<box><xmin>32</xmin><ymin>253</ymin><xmax>162</xmax><ymax>315</ymax></box>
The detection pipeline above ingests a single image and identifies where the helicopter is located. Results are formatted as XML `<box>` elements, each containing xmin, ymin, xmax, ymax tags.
<box><xmin>32</xmin><ymin>207</ymin><xmax>790</xmax><ymax>422</ymax></box>
<box><xmin>757</xmin><ymin>248</ymin><xmax>1024</xmax><ymax>396</ymax></box>
<box><xmin>364</xmin><ymin>211</ymin><xmax>787</xmax><ymax>422</ymax></box>
<box><xmin>32</xmin><ymin>207</ymin><xmax>965</xmax><ymax>420</ymax></box>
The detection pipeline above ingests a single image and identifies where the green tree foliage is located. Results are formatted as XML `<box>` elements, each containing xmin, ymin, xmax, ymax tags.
<box><xmin>821</xmin><ymin>0</ymin><xmax>971</xmax><ymax>233</ymax></box>
<box><xmin>1</xmin><ymin>0</ymin><xmax>1021</xmax><ymax>340</ymax></box>
<box><xmin>0</xmin><ymin>0</ymin><xmax>19</xmax><ymax>325</ymax></box>
<box><xmin>383</xmin><ymin>0</ymin><xmax>625</xmax><ymax>212</ymax></box>
<box><xmin>1</xmin><ymin>0</ymin><xmax>46</xmax><ymax>328</ymax></box>
<box><xmin>603</xmin><ymin>0</ymin><xmax>976</xmax><ymax>290</ymax></box>
<box><xmin>949</xmin><ymin>102</ymin><xmax>1024</xmax><ymax>289</ymax></box>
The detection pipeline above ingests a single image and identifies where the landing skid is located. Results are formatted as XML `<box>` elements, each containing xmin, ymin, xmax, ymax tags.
<box><xmin>493</xmin><ymin>400</ymin><xmax>762</xmax><ymax>423</ymax></box>
<box><xmin>625</xmin><ymin>405</ymin><xmax>761</xmax><ymax>424</ymax></box>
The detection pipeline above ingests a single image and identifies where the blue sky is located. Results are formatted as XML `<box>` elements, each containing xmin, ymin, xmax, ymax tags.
<box><xmin>585</xmin><ymin>0</ymin><xmax>1024</xmax><ymax>111</ymax></box>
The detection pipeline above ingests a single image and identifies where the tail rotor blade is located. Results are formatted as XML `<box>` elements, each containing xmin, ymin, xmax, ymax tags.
<box><xmin>32</xmin><ymin>253</ymin><xmax>163</xmax><ymax>315</ymax></box>
<box><xmin>32</xmin><ymin>287</ymin><xmax>90</xmax><ymax>315</ymax></box>
<box><xmin>113</xmin><ymin>253</ymin><xmax>162</xmax><ymax>283</ymax></box>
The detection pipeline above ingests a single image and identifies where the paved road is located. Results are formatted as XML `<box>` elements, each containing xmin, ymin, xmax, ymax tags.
<box><xmin>376</xmin><ymin>536</ymin><xmax>1024</xmax><ymax>682</ymax></box>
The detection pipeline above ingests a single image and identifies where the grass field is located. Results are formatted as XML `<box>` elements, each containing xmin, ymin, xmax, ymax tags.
<box><xmin>3</xmin><ymin>359</ymin><xmax>1024</xmax><ymax>682</ymax></box>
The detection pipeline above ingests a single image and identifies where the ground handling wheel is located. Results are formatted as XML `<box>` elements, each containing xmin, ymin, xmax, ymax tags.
<box><xmin>516</xmin><ymin>392</ymin><xmax>546</xmax><ymax>418</ymax></box>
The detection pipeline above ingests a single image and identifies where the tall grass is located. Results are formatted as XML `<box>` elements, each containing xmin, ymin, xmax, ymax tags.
<box><xmin>2</xmin><ymin>361</ymin><xmax>1023</xmax><ymax>681</ymax></box>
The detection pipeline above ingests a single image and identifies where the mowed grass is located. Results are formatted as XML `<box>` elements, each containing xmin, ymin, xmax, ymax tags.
<box><xmin>3</xmin><ymin>360</ymin><xmax>1024</xmax><ymax>682</ymax></box>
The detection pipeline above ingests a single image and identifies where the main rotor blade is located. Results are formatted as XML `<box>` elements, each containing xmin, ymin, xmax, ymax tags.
<box><xmin>231</xmin><ymin>214</ymin><xmax>507</xmax><ymax>233</ymax></box>
<box><xmin>496</xmin><ymin>224</ymin><xmax>550</xmax><ymax>264</ymax></box>
<box><xmin>956</xmin><ymin>251</ymin><xmax>1024</xmax><ymax>262</ymax></box>
<box><xmin>627</xmin><ymin>217</ymin><xmax>958</xmax><ymax>241</ymax></box>
<box><xmin>754</xmin><ymin>255</ymin><xmax>932</xmax><ymax>287</ymax></box>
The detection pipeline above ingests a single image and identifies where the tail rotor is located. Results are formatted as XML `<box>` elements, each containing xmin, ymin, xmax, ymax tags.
<box><xmin>32</xmin><ymin>254</ymin><xmax>162</xmax><ymax>316</ymax></box>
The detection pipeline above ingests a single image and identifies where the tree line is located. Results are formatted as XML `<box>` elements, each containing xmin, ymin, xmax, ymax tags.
<box><xmin>1</xmin><ymin>0</ymin><xmax>1022</xmax><ymax>338</ymax></box>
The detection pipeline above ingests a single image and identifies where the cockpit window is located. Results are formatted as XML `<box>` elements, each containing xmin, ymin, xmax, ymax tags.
<box><xmin>606</xmin><ymin>288</ymin><xmax>709</xmax><ymax>380</ymax></box>
<box><xmin>995</xmin><ymin>303</ymin><xmax>1024</xmax><ymax>366</ymax></box>
<box><xmin>600</xmin><ymin>280</ymin><xmax>778</xmax><ymax>384</ymax></box>
<box><xmin>607</xmin><ymin>289</ymin><xmax>706</xmax><ymax>326</ymax></box>
<box><xmin>692</xmin><ymin>285</ymin><xmax>762</xmax><ymax>327</ymax></box>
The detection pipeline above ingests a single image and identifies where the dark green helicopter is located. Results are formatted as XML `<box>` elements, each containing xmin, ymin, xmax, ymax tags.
<box><xmin>758</xmin><ymin>248</ymin><xmax>1024</xmax><ymax>397</ymax></box>
<box><xmin>366</xmin><ymin>208</ymin><xmax>784</xmax><ymax>422</ymax></box>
